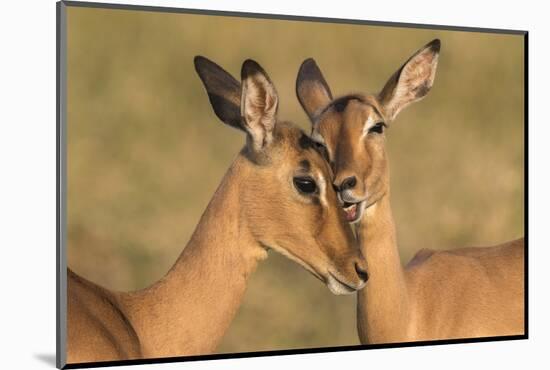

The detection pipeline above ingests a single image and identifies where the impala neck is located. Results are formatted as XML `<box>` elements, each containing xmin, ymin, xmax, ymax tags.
<box><xmin>122</xmin><ymin>157</ymin><xmax>267</xmax><ymax>357</ymax></box>
<box><xmin>356</xmin><ymin>191</ymin><xmax>410</xmax><ymax>343</ymax></box>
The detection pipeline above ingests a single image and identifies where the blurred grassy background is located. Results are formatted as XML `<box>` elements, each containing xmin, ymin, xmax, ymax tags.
<box><xmin>66</xmin><ymin>6</ymin><xmax>524</xmax><ymax>353</ymax></box>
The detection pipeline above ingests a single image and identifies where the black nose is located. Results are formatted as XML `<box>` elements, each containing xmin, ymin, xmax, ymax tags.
<box><xmin>340</xmin><ymin>176</ymin><xmax>357</xmax><ymax>191</ymax></box>
<box><xmin>355</xmin><ymin>263</ymin><xmax>369</xmax><ymax>282</ymax></box>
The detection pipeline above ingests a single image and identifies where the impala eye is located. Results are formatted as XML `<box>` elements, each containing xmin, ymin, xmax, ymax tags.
<box><xmin>368</xmin><ymin>122</ymin><xmax>386</xmax><ymax>134</ymax></box>
<box><xmin>293</xmin><ymin>177</ymin><xmax>318</xmax><ymax>194</ymax></box>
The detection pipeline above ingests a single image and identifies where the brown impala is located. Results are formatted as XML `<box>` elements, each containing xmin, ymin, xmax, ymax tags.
<box><xmin>296</xmin><ymin>39</ymin><xmax>524</xmax><ymax>343</ymax></box>
<box><xmin>66</xmin><ymin>58</ymin><xmax>368</xmax><ymax>363</ymax></box>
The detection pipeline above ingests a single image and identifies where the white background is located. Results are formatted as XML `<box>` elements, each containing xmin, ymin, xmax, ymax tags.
<box><xmin>0</xmin><ymin>0</ymin><xmax>547</xmax><ymax>369</ymax></box>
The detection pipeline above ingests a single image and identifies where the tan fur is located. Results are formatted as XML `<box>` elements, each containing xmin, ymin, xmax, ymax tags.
<box><xmin>296</xmin><ymin>39</ymin><xmax>525</xmax><ymax>344</ymax></box>
<box><xmin>67</xmin><ymin>59</ymin><xmax>368</xmax><ymax>364</ymax></box>
<box><xmin>356</xmin><ymin>197</ymin><xmax>524</xmax><ymax>343</ymax></box>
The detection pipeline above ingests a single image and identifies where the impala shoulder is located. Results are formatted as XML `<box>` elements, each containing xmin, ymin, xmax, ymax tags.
<box><xmin>406</xmin><ymin>248</ymin><xmax>486</xmax><ymax>278</ymax></box>
<box><xmin>68</xmin><ymin>269</ymin><xmax>142</xmax><ymax>360</ymax></box>
<box><xmin>407</xmin><ymin>248</ymin><xmax>436</xmax><ymax>268</ymax></box>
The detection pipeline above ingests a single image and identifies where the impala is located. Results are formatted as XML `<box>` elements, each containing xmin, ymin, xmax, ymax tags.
<box><xmin>67</xmin><ymin>58</ymin><xmax>369</xmax><ymax>363</ymax></box>
<box><xmin>296</xmin><ymin>39</ymin><xmax>524</xmax><ymax>343</ymax></box>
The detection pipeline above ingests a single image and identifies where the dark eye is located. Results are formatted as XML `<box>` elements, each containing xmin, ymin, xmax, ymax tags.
<box><xmin>293</xmin><ymin>177</ymin><xmax>318</xmax><ymax>194</ymax></box>
<box><xmin>368</xmin><ymin>122</ymin><xmax>386</xmax><ymax>134</ymax></box>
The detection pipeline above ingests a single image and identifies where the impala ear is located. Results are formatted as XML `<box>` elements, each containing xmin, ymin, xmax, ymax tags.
<box><xmin>296</xmin><ymin>58</ymin><xmax>333</xmax><ymax>122</ymax></box>
<box><xmin>240</xmin><ymin>59</ymin><xmax>279</xmax><ymax>153</ymax></box>
<box><xmin>378</xmin><ymin>39</ymin><xmax>441</xmax><ymax>122</ymax></box>
<box><xmin>194</xmin><ymin>56</ymin><xmax>242</xmax><ymax>130</ymax></box>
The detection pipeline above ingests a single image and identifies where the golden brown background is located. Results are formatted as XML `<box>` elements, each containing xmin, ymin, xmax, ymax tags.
<box><xmin>66</xmin><ymin>6</ymin><xmax>524</xmax><ymax>353</ymax></box>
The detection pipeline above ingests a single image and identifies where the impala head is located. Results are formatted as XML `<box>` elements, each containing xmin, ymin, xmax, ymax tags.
<box><xmin>194</xmin><ymin>57</ymin><xmax>368</xmax><ymax>294</ymax></box>
<box><xmin>296</xmin><ymin>39</ymin><xmax>441</xmax><ymax>223</ymax></box>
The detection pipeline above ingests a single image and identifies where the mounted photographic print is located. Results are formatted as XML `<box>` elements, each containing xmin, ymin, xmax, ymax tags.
<box><xmin>56</xmin><ymin>1</ymin><xmax>527</xmax><ymax>368</ymax></box>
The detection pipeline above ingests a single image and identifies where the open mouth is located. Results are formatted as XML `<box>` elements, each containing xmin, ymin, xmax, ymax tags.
<box><xmin>342</xmin><ymin>200</ymin><xmax>365</xmax><ymax>224</ymax></box>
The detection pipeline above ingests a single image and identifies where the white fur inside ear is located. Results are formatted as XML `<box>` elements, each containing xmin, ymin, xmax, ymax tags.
<box><xmin>241</xmin><ymin>72</ymin><xmax>278</xmax><ymax>151</ymax></box>
<box><xmin>384</xmin><ymin>47</ymin><xmax>439</xmax><ymax>121</ymax></box>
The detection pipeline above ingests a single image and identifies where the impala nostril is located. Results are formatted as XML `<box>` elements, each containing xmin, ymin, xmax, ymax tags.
<box><xmin>341</xmin><ymin>176</ymin><xmax>357</xmax><ymax>191</ymax></box>
<box><xmin>355</xmin><ymin>263</ymin><xmax>369</xmax><ymax>282</ymax></box>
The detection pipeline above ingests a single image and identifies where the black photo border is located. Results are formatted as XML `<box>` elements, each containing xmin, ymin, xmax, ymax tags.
<box><xmin>56</xmin><ymin>1</ymin><xmax>529</xmax><ymax>368</ymax></box>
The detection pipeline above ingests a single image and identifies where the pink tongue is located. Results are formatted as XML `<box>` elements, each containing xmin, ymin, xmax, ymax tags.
<box><xmin>344</xmin><ymin>205</ymin><xmax>357</xmax><ymax>221</ymax></box>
